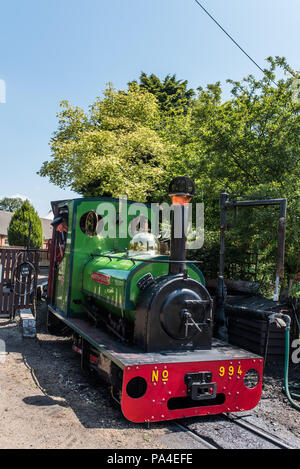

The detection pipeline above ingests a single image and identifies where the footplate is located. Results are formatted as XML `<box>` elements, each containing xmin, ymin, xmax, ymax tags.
<box><xmin>185</xmin><ymin>372</ymin><xmax>217</xmax><ymax>401</ymax></box>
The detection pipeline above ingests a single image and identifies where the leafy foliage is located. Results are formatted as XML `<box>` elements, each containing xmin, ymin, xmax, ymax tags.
<box><xmin>39</xmin><ymin>58</ymin><xmax>300</xmax><ymax>290</ymax></box>
<box><xmin>188</xmin><ymin>57</ymin><xmax>300</xmax><ymax>284</ymax></box>
<box><xmin>39</xmin><ymin>84</ymin><xmax>172</xmax><ymax>201</ymax></box>
<box><xmin>129</xmin><ymin>73</ymin><xmax>195</xmax><ymax>115</ymax></box>
<box><xmin>0</xmin><ymin>197</ymin><xmax>24</xmax><ymax>212</ymax></box>
<box><xmin>8</xmin><ymin>200</ymin><xmax>43</xmax><ymax>248</ymax></box>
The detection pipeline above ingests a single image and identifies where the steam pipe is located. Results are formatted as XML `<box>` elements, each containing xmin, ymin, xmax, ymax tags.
<box><xmin>169</xmin><ymin>204</ymin><xmax>189</xmax><ymax>275</ymax></box>
<box><xmin>168</xmin><ymin>177</ymin><xmax>195</xmax><ymax>276</ymax></box>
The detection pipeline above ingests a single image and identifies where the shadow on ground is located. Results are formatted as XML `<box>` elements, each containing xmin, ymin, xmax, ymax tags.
<box><xmin>0</xmin><ymin>309</ymin><xmax>169</xmax><ymax>433</ymax></box>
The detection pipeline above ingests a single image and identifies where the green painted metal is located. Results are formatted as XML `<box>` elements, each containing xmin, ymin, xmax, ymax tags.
<box><xmin>51</xmin><ymin>196</ymin><xmax>206</xmax><ymax>323</ymax></box>
<box><xmin>82</xmin><ymin>251</ymin><xmax>205</xmax><ymax>322</ymax></box>
<box><xmin>47</xmin><ymin>304</ymin><xmax>126</xmax><ymax>369</ymax></box>
<box><xmin>55</xmin><ymin>201</ymin><xmax>74</xmax><ymax>315</ymax></box>
<box><xmin>53</xmin><ymin>197</ymin><xmax>159</xmax><ymax>318</ymax></box>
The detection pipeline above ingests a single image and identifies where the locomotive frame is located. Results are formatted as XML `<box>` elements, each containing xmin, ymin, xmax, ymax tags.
<box><xmin>48</xmin><ymin>307</ymin><xmax>263</xmax><ymax>423</ymax></box>
<box><xmin>46</xmin><ymin>185</ymin><xmax>264</xmax><ymax>424</ymax></box>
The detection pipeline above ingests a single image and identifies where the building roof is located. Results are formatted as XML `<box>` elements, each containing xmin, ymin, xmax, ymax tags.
<box><xmin>0</xmin><ymin>210</ymin><xmax>53</xmax><ymax>240</ymax></box>
<box><xmin>40</xmin><ymin>218</ymin><xmax>53</xmax><ymax>240</ymax></box>
<box><xmin>43</xmin><ymin>210</ymin><xmax>54</xmax><ymax>220</ymax></box>
<box><xmin>0</xmin><ymin>211</ymin><xmax>12</xmax><ymax>236</ymax></box>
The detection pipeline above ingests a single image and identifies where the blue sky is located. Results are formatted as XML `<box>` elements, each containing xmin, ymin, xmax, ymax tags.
<box><xmin>0</xmin><ymin>0</ymin><xmax>299</xmax><ymax>216</ymax></box>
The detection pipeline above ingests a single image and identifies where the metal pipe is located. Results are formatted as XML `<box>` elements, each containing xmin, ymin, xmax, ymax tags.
<box><xmin>214</xmin><ymin>191</ymin><xmax>230</xmax><ymax>341</ymax></box>
<box><xmin>221</xmin><ymin>194</ymin><xmax>287</xmax><ymax>302</ymax></box>
<box><xmin>168</xmin><ymin>177</ymin><xmax>195</xmax><ymax>276</ymax></box>
<box><xmin>224</xmin><ymin>198</ymin><xmax>287</xmax><ymax>208</ymax></box>
<box><xmin>169</xmin><ymin>204</ymin><xmax>189</xmax><ymax>275</ymax></box>
<box><xmin>216</xmin><ymin>191</ymin><xmax>288</xmax><ymax>337</ymax></box>
<box><xmin>90</xmin><ymin>253</ymin><xmax>203</xmax><ymax>265</ymax></box>
<box><xmin>276</xmin><ymin>199</ymin><xmax>287</xmax><ymax>278</ymax></box>
<box><xmin>219</xmin><ymin>191</ymin><xmax>230</xmax><ymax>277</ymax></box>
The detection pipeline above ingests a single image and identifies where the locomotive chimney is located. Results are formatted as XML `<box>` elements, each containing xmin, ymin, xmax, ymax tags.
<box><xmin>168</xmin><ymin>177</ymin><xmax>195</xmax><ymax>275</ymax></box>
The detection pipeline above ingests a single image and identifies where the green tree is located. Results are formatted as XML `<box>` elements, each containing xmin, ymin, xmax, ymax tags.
<box><xmin>8</xmin><ymin>200</ymin><xmax>43</xmax><ymax>248</ymax></box>
<box><xmin>39</xmin><ymin>83</ymin><xmax>173</xmax><ymax>201</ymax></box>
<box><xmin>0</xmin><ymin>197</ymin><xmax>24</xmax><ymax>212</ymax></box>
<box><xmin>130</xmin><ymin>73</ymin><xmax>195</xmax><ymax>115</ymax></box>
<box><xmin>188</xmin><ymin>57</ymin><xmax>300</xmax><ymax>287</ymax></box>
<box><xmin>191</xmin><ymin>58</ymin><xmax>299</xmax><ymax>202</ymax></box>
<box><xmin>38</xmin><ymin>57</ymin><xmax>300</xmax><ymax>290</ymax></box>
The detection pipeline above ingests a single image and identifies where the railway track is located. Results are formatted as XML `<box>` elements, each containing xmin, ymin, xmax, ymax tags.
<box><xmin>223</xmin><ymin>414</ymin><xmax>295</xmax><ymax>449</ymax></box>
<box><xmin>174</xmin><ymin>414</ymin><xmax>298</xmax><ymax>450</ymax></box>
<box><xmin>174</xmin><ymin>422</ymin><xmax>221</xmax><ymax>449</ymax></box>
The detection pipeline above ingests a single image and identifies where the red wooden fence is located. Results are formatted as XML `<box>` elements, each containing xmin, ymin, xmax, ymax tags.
<box><xmin>0</xmin><ymin>248</ymin><xmax>40</xmax><ymax>318</ymax></box>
